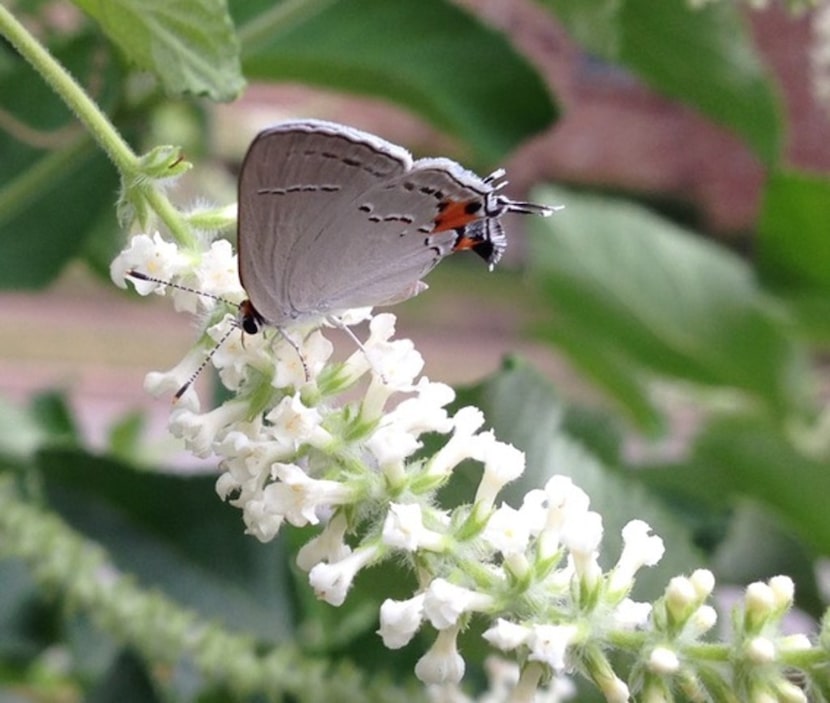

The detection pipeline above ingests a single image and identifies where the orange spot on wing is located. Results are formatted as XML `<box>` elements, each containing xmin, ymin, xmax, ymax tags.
<box><xmin>432</xmin><ymin>199</ymin><xmax>481</xmax><ymax>233</ymax></box>
<box><xmin>453</xmin><ymin>236</ymin><xmax>478</xmax><ymax>252</ymax></box>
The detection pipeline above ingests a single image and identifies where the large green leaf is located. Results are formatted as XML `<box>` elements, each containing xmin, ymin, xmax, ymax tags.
<box><xmin>541</xmin><ymin>0</ymin><xmax>782</xmax><ymax>165</ymax></box>
<box><xmin>237</xmin><ymin>0</ymin><xmax>557</xmax><ymax>165</ymax></box>
<box><xmin>759</xmin><ymin>170</ymin><xmax>830</xmax><ymax>291</ymax></box>
<box><xmin>0</xmin><ymin>33</ymin><xmax>121</xmax><ymax>289</ymax></box>
<box><xmin>71</xmin><ymin>0</ymin><xmax>244</xmax><ymax>100</ymax></box>
<box><xmin>37</xmin><ymin>448</ymin><xmax>295</xmax><ymax>644</ymax></box>
<box><xmin>527</xmin><ymin>187</ymin><xmax>808</xmax><ymax>428</ymax></box>
<box><xmin>640</xmin><ymin>417</ymin><xmax>830</xmax><ymax>558</ymax></box>
<box><xmin>758</xmin><ymin>170</ymin><xmax>830</xmax><ymax>343</ymax></box>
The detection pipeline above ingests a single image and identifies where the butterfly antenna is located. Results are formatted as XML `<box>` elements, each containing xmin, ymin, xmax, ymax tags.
<box><xmin>174</xmin><ymin>322</ymin><xmax>239</xmax><ymax>400</ymax></box>
<box><xmin>503</xmin><ymin>200</ymin><xmax>563</xmax><ymax>217</ymax></box>
<box><xmin>126</xmin><ymin>270</ymin><xmax>237</xmax><ymax>307</ymax></box>
<box><xmin>328</xmin><ymin>317</ymin><xmax>388</xmax><ymax>385</ymax></box>
<box><xmin>276</xmin><ymin>327</ymin><xmax>310</xmax><ymax>382</ymax></box>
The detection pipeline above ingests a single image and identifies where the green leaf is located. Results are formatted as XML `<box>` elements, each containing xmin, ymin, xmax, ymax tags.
<box><xmin>0</xmin><ymin>33</ymin><xmax>122</xmax><ymax>289</ymax></box>
<box><xmin>455</xmin><ymin>360</ymin><xmax>703</xmax><ymax>600</ymax></box>
<box><xmin>541</xmin><ymin>0</ymin><xmax>782</xmax><ymax>165</ymax></box>
<box><xmin>30</xmin><ymin>390</ymin><xmax>81</xmax><ymax>447</ymax></box>
<box><xmin>237</xmin><ymin>0</ymin><xmax>557</xmax><ymax>164</ymax></box>
<box><xmin>759</xmin><ymin>170</ymin><xmax>830</xmax><ymax>292</ymax></box>
<box><xmin>776</xmin><ymin>291</ymin><xmax>830</xmax><ymax>345</ymax></box>
<box><xmin>527</xmin><ymin>186</ymin><xmax>808</xmax><ymax>426</ymax></box>
<box><xmin>72</xmin><ymin>0</ymin><xmax>244</xmax><ymax>101</ymax></box>
<box><xmin>106</xmin><ymin>410</ymin><xmax>146</xmax><ymax>464</ymax></box>
<box><xmin>37</xmin><ymin>448</ymin><xmax>295</xmax><ymax>643</ymax></box>
<box><xmin>641</xmin><ymin>417</ymin><xmax>830</xmax><ymax>555</ymax></box>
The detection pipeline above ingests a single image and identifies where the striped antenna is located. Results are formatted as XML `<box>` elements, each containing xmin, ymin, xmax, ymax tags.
<box><xmin>126</xmin><ymin>270</ymin><xmax>241</xmax><ymax>400</ymax></box>
<box><xmin>126</xmin><ymin>270</ymin><xmax>237</xmax><ymax>307</ymax></box>
<box><xmin>174</xmin><ymin>323</ymin><xmax>239</xmax><ymax>399</ymax></box>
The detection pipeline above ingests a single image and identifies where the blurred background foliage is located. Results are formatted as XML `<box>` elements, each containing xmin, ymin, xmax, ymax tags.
<box><xmin>1</xmin><ymin>0</ymin><xmax>830</xmax><ymax>700</ymax></box>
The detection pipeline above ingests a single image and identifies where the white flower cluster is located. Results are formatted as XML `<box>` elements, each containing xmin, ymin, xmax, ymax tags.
<box><xmin>111</xmin><ymin>232</ymin><xmax>668</xmax><ymax>700</ymax></box>
<box><xmin>112</xmin><ymin>233</ymin><xmax>812</xmax><ymax>702</ymax></box>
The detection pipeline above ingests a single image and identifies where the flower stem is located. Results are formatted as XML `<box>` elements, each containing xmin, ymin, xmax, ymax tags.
<box><xmin>0</xmin><ymin>4</ymin><xmax>137</xmax><ymax>174</ymax></box>
<box><xmin>0</xmin><ymin>5</ymin><xmax>196</xmax><ymax>246</ymax></box>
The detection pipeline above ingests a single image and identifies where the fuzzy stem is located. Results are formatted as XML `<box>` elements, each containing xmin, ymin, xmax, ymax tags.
<box><xmin>0</xmin><ymin>4</ymin><xmax>136</xmax><ymax>173</ymax></box>
<box><xmin>0</xmin><ymin>5</ymin><xmax>195</xmax><ymax>247</ymax></box>
<box><xmin>0</xmin><ymin>476</ymin><xmax>412</xmax><ymax>701</ymax></box>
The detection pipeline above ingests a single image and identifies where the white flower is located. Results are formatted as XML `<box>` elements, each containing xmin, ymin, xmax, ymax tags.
<box><xmin>366</xmin><ymin>424</ymin><xmax>422</xmax><ymax>469</ymax></box>
<box><xmin>648</xmin><ymin>646</ymin><xmax>680</xmax><ymax>674</ymax></box>
<box><xmin>599</xmin><ymin>675</ymin><xmax>630</xmax><ymax>703</ymax></box>
<box><xmin>169</xmin><ymin>399</ymin><xmax>249</xmax><ymax>457</ymax></box>
<box><xmin>687</xmin><ymin>605</ymin><xmax>718</xmax><ymax>638</ymax></box>
<box><xmin>215</xmin><ymin>429</ymin><xmax>293</xmax><ymax>478</ymax></box>
<box><xmin>607</xmin><ymin>520</ymin><xmax>664</xmax><ymax>595</ymax></box>
<box><xmin>613</xmin><ymin>599</ymin><xmax>652</xmax><ymax>630</ymax></box>
<box><xmin>473</xmin><ymin>434</ymin><xmax>525</xmax><ymax>509</ymax></box>
<box><xmin>272</xmin><ymin>327</ymin><xmax>333</xmax><ymax>390</ymax></box>
<box><xmin>538</xmin><ymin>475</ymin><xmax>591</xmax><ymax>558</ymax></box>
<box><xmin>423</xmin><ymin>578</ymin><xmax>494</xmax><ymax>630</ymax></box>
<box><xmin>415</xmin><ymin>626</ymin><xmax>465</xmax><ymax>685</ymax></box>
<box><xmin>386</xmin><ymin>378</ymin><xmax>455</xmax><ymax>436</ymax></box>
<box><xmin>769</xmin><ymin>575</ymin><xmax>795</xmax><ymax>610</ymax></box>
<box><xmin>143</xmin><ymin>346</ymin><xmax>206</xmax><ymax>400</ymax></box>
<box><xmin>527</xmin><ymin>624</ymin><xmax>578</xmax><ymax>671</ymax></box>
<box><xmin>666</xmin><ymin>575</ymin><xmax>697</xmax><ymax>621</ymax></box>
<box><xmin>382</xmin><ymin>503</ymin><xmax>445</xmax><ymax>552</ymax></box>
<box><xmin>194</xmin><ymin>238</ymin><xmax>243</xmax><ymax>301</ymax></box>
<box><xmin>296</xmin><ymin>512</ymin><xmax>351</xmax><ymax>571</ymax></box>
<box><xmin>482</xmin><ymin>618</ymin><xmax>531</xmax><ymax>651</ymax></box>
<box><xmin>560</xmin><ymin>510</ymin><xmax>603</xmax><ymax>590</ymax></box>
<box><xmin>265</xmin><ymin>463</ymin><xmax>353</xmax><ymax>527</ymax></box>
<box><xmin>560</xmin><ymin>509</ymin><xmax>603</xmax><ymax>557</ymax></box>
<box><xmin>518</xmin><ymin>489</ymin><xmax>549</xmax><ymax>536</ymax></box>
<box><xmin>745</xmin><ymin>581</ymin><xmax>775</xmax><ymax>615</ymax></box>
<box><xmin>242</xmin><ymin>496</ymin><xmax>284</xmax><ymax>543</ymax></box>
<box><xmin>481</xmin><ymin>504</ymin><xmax>530</xmax><ymax>556</ymax></box>
<box><xmin>689</xmin><ymin>568</ymin><xmax>716</xmax><ymax>599</ymax></box>
<box><xmin>778</xmin><ymin>634</ymin><xmax>812</xmax><ymax>653</ymax></box>
<box><xmin>378</xmin><ymin>593</ymin><xmax>426</xmax><ymax>649</ymax></box>
<box><xmin>209</xmin><ymin>318</ymin><xmax>273</xmax><ymax>391</ymax></box>
<box><xmin>265</xmin><ymin>393</ymin><xmax>332</xmax><ymax>450</ymax></box>
<box><xmin>746</xmin><ymin>636</ymin><xmax>776</xmax><ymax>664</ymax></box>
<box><xmin>371</xmin><ymin>336</ymin><xmax>424</xmax><ymax>390</ymax></box>
<box><xmin>427</xmin><ymin>407</ymin><xmax>486</xmax><ymax>478</ymax></box>
<box><xmin>110</xmin><ymin>232</ymin><xmax>185</xmax><ymax>291</ymax></box>
<box><xmin>308</xmin><ymin>545</ymin><xmax>378</xmax><ymax>606</ymax></box>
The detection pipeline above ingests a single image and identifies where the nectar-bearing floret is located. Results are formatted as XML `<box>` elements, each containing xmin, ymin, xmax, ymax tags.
<box><xmin>117</xmin><ymin>229</ymin><xmax>820</xmax><ymax>702</ymax></box>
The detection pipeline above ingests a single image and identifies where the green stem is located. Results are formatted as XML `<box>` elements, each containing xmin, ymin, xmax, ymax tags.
<box><xmin>145</xmin><ymin>185</ymin><xmax>197</xmax><ymax>248</ymax></box>
<box><xmin>0</xmin><ymin>476</ymin><xmax>400</xmax><ymax>701</ymax></box>
<box><xmin>0</xmin><ymin>5</ymin><xmax>196</xmax><ymax>247</ymax></box>
<box><xmin>0</xmin><ymin>4</ymin><xmax>137</xmax><ymax>174</ymax></box>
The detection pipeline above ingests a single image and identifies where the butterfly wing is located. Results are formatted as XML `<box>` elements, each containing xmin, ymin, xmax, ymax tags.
<box><xmin>238</xmin><ymin>120</ymin><xmax>502</xmax><ymax>324</ymax></box>
<box><xmin>238</xmin><ymin>120</ymin><xmax>411</xmax><ymax>325</ymax></box>
<box><xmin>283</xmin><ymin>156</ymin><xmax>498</xmax><ymax>315</ymax></box>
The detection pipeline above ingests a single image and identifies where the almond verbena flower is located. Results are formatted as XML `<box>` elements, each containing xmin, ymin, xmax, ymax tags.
<box><xmin>113</xmin><ymin>232</ymin><xmax>816</xmax><ymax>702</ymax></box>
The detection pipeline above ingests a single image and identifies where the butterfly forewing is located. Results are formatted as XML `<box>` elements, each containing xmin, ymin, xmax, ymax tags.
<box><xmin>238</xmin><ymin>121</ymin><xmax>411</xmax><ymax>325</ymax></box>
